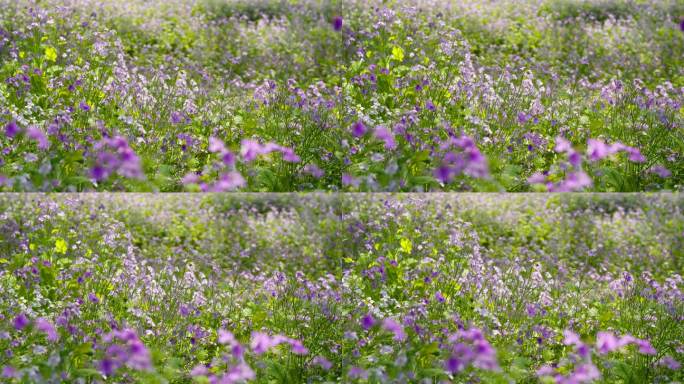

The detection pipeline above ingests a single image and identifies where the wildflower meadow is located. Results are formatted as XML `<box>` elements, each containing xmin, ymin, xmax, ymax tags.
<box><xmin>0</xmin><ymin>194</ymin><xmax>683</xmax><ymax>383</ymax></box>
<box><xmin>0</xmin><ymin>0</ymin><xmax>682</xmax><ymax>191</ymax></box>
<box><xmin>1</xmin><ymin>0</ymin><xmax>683</xmax><ymax>383</ymax></box>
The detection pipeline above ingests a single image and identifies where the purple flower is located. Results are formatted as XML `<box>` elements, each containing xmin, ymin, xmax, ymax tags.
<box><xmin>250</xmin><ymin>332</ymin><xmax>281</xmax><ymax>355</ymax></box>
<box><xmin>436</xmin><ymin>136</ymin><xmax>489</xmax><ymax>180</ymax></box>
<box><xmin>517</xmin><ymin>112</ymin><xmax>532</xmax><ymax>124</ymax></box>
<box><xmin>568</xmin><ymin>151</ymin><xmax>582</xmax><ymax>167</ymax></box>
<box><xmin>426</xmin><ymin>100</ymin><xmax>436</xmax><ymax>111</ymax></box>
<box><xmin>4</xmin><ymin>121</ymin><xmax>19</xmax><ymax>138</ymax></box>
<box><xmin>577</xmin><ymin>343</ymin><xmax>591</xmax><ymax>359</ymax></box>
<box><xmin>127</xmin><ymin>341</ymin><xmax>152</xmax><ymax>370</ymax></box>
<box><xmin>445</xmin><ymin>355</ymin><xmax>464</xmax><ymax>373</ymax></box>
<box><xmin>649</xmin><ymin>165</ymin><xmax>671</xmax><ymax>178</ymax></box>
<box><xmin>249</xmin><ymin>332</ymin><xmax>305</xmax><ymax>355</ymax></box>
<box><xmin>98</xmin><ymin>328</ymin><xmax>151</xmax><ymax>375</ymax></box>
<box><xmin>178</xmin><ymin>133</ymin><xmax>194</xmax><ymax>151</ymax></box>
<box><xmin>117</xmin><ymin>148</ymin><xmax>143</xmax><ymax>179</ymax></box>
<box><xmin>472</xmin><ymin>340</ymin><xmax>499</xmax><ymax>370</ymax></box>
<box><xmin>190</xmin><ymin>364</ymin><xmax>208</xmax><ymax>377</ymax></box>
<box><xmin>341</xmin><ymin>173</ymin><xmax>359</xmax><ymax>187</ymax></box>
<box><xmin>596</xmin><ymin>331</ymin><xmax>619</xmax><ymax>354</ymax></box>
<box><xmin>231</xmin><ymin>343</ymin><xmax>244</xmax><ymax>359</ymax></box>
<box><xmin>434</xmin><ymin>165</ymin><xmax>452</xmax><ymax>184</ymax></box>
<box><xmin>568</xmin><ymin>363</ymin><xmax>601</xmax><ymax>383</ymax></box>
<box><xmin>562</xmin><ymin>330</ymin><xmax>593</xmax><ymax>359</ymax></box>
<box><xmin>625</xmin><ymin>147</ymin><xmax>646</xmax><ymax>162</ymax></box>
<box><xmin>464</xmin><ymin>150</ymin><xmax>489</xmax><ymax>178</ymax></box>
<box><xmin>79</xmin><ymin>101</ymin><xmax>91</xmax><ymax>111</ymax></box>
<box><xmin>303</xmin><ymin>164</ymin><xmax>324</xmax><ymax>178</ymax></box>
<box><xmin>680</xmin><ymin>17</ymin><xmax>684</xmax><ymax>32</ymax></box>
<box><xmin>660</xmin><ymin>356</ymin><xmax>681</xmax><ymax>370</ymax></box>
<box><xmin>1</xmin><ymin>366</ymin><xmax>17</xmax><ymax>379</ymax></box>
<box><xmin>617</xmin><ymin>335</ymin><xmax>657</xmax><ymax>355</ymax></box>
<box><xmin>373</xmin><ymin>125</ymin><xmax>396</xmax><ymax>150</ymax></box>
<box><xmin>13</xmin><ymin>314</ymin><xmax>28</xmax><ymax>331</ymax></box>
<box><xmin>218</xmin><ymin>329</ymin><xmax>236</xmax><ymax>345</ymax></box>
<box><xmin>210</xmin><ymin>134</ymin><xmax>240</xmax><ymax>167</ymax></box>
<box><xmin>552</xmin><ymin>171</ymin><xmax>592</xmax><ymax>192</ymax></box>
<box><xmin>90</xmin><ymin>165</ymin><xmax>108</xmax><ymax>181</ymax></box>
<box><xmin>26</xmin><ymin>126</ymin><xmax>49</xmax><ymax>149</ymax></box>
<box><xmin>240</xmin><ymin>139</ymin><xmax>263</xmax><ymax>162</ymax></box>
<box><xmin>332</xmin><ymin>16</ymin><xmax>343</xmax><ymax>31</ymax></box>
<box><xmin>208</xmin><ymin>136</ymin><xmax>227</xmax><ymax>154</ymax></box>
<box><xmin>179</xmin><ymin>305</ymin><xmax>190</xmax><ymax>317</ymax></box>
<box><xmin>554</xmin><ymin>137</ymin><xmax>573</xmax><ymax>153</ymax></box>
<box><xmin>587</xmin><ymin>139</ymin><xmax>611</xmax><ymax>161</ymax></box>
<box><xmin>223</xmin><ymin>362</ymin><xmax>255</xmax><ymax>382</ymax></box>
<box><xmin>351</xmin><ymin>121</ymin><xmax>367</xmax><ymax>138</ymax></box>
<box><xmin>211</xmin><ymin>171</ymin><xmax>245</xmax><ymax>192</ymax></box>
<box><xmin>633</xmin><ymin>339</ymin><xmax>656</xmax><ymax>355</ymax></box>
<box><xmin>587</xmin><ymin>139</ymin><xmax>645</xmax><ymax>163</ymax></box>
<box><xmin>528</xmin><ymin>172</ymin><xmax>547</xmax><ymax>184</ymax></box>
<box><xmin>91</xmin><ymin>136</ymin><xmax>143</xmax><ymax>181</ymax></box>
<box><xmin>88</xmin><ymin>292</ymin><xmax>100</xmax><ymax>303</ymax></box>
<box><xmin>361</xmin><ymin>313</ymin><xmax>375</xmax><ymax>330</ymax></box>
<box><xmin>563</xmin><ymin>330</ymin><xmax>582</xmax><ymax>347</ymax></box>
<box><xmin>170</xmin><ymin>111</ymin><xmax>183</xmax><ymax>124</ymax></box>
<box><xmin>182</xmin><ymin>172</ymin><xmax>200</xmax><ymax>185</ymax></box>
<box><xmin>287</xmin><ymin>339</ymin><xmax>309</xmax><ymax>355</ymax></box>
<box><xmin>381</xmin><ymin>318</ymin><xmax>406</xmax><ymax>342</ymax></box>
<box><xmin>446</xmin><ymin>328</ymin><xmax>499</xmax><ymax>372</ymax></box>
<box><xmin>98</xmin><ymin>359</ymin><xmax>116</xmax><ymax>376</ymax></box>
<box><xmin>279</xmin><ymin>146</ymin><xmax>301</xmax><ymax>163</ymax></box>
<box><xmin>536</xmin><ymin>365</ymin><xmax>555</xmax><ymax>377</ymax></box>
<box><xmin>222</xmin><ymin>152</ymin><xmax>236</xmax><ymax>166</ymax></box>
<box><xmin>348</xmin><ymin>366</ymin><xmax>368</xmax><ymax>379</ymax></box>
<box><xmin>35</xmin><ymin>318</ymin><xmax>58</xmax><ymax>342</ymax></box>
<box><xmin>435</xmin><ymin>291</ymin><xmax>446</xmax><ymax>303</ymax></box>
<box><xmin>313</xmin><ymin>356</ymin><xmax>332</xmax><ymax>370</ymax></box>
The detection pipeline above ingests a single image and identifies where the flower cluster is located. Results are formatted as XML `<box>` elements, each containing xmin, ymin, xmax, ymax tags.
<box><xmin>90</xmin><ymin>136</ymin><xmax>143</xmax><ymax>182</ymax></box>
<box><xmin>537</xmin><ymin>330</ymin><xmax>657</xmax><ymax>383</ymax></box>
<box><xmin>444</xmin><ymin>327</ymin><xmax>499</xmax><ymax>374</ymax></box>
<box><xmin>98</xmin><ymin>329</ymin><xmax>152</xmax><ymax>377</ymax></box>
<box><xmin>0</xmin><ymin>0</ymin><xmax>680</xmax><ymax>191</ymax></box>
<box><xmin>0</xmin><ymin>194</ymin><xmax>682</xmax><ymax>382</ymax></box>
<box><xmin>434</xmin><ymin>136</ymin><xmax>490</xmax><ymax>183</ymax></box>
<box><xmin>529</xmin><ymin>136</ymin><xmax>649</xmax><ymax>192</ymax></box>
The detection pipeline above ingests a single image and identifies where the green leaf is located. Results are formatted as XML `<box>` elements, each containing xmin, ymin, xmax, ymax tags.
<box><xmin>410</xmin><ymin>176</ymin><xmax>437</xmax><ymax>187</ymax></box>
<box><xmin>73</xmin><ymin>342</ymin><xmax>93</xmax><ymax>356</ymax></box>
<box><xmin>419</xmin><ymin>341</ymin><xmax>440</xmax><ymax>357</ymax></box>
<box><xmin>418</xmin><ymin>368</ymin><xmax>445</xmax><ymax>378</ymax></box>
<box><xmin>75</xmin><ymin>368</ymin><xmax>102</xmax><ymax>378</ymax></box>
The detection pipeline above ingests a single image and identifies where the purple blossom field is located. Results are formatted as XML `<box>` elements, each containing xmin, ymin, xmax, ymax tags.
<box><xmin>1</xmin><ymin>0</ymin><xmax>684</xmax><ymax>383</ymax></box>
<box><xmin>0</xmin><ymin>0</ymin><xmax>682</xmax><ymax>191</ymax></box>
<box><xmin>0</xmin><ymin>194</ymin><xmax>683</xmax><ymax>383</ymax></box>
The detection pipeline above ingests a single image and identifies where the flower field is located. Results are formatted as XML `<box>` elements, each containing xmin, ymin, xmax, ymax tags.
<box><xmin>0</xmin><ymin>0</ymin><xmax>683</xmax><ymax>191</ymax></box>
<box><xmin>1</xmin><ymin>0</ymin><xmax>683</xmax><ymax>382</ymax></box>
<box><xmin>0</xmin><ymin>194</ymin><xmax>682</xmax><ymax>383</ymax></box>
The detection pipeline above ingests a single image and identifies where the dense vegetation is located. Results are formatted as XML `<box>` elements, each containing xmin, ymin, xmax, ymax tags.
<box><xmin>0</xmin><ymin>194</ymin><xmax>682</xmax><ymax>382</ymax></box>
<box><xmin>1</xmin><ymin>0</ymin><xmax>683</xmax><ymax>191</ymax></box>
